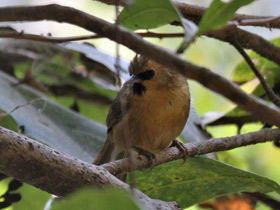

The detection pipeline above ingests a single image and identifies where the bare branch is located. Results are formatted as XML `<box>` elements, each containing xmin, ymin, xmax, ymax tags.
<box><xmin>175</xmin><ymin>2</ymin><xmax>280</xmax><ymax>29</ymax></box>
<box><xmin>1</xmin><ymin>4</ymin><xmax>280</xmax><ymax>127</ymax></box>
<box><xmin>233</xmin><ymin>15</ymin><xmax>280</xmax><ymax>27</ymax></box>
<box><xmin>0</xmin><ymin>98</ymin><xmax>45</xmax><ymax>120</ymax></box>
<box><xmin>0</xmin><ymin>126</ymin><xmax>181</xmax><ymax>210</ymax></box>
<box><xmin>0</xmin><ymin>31</ymin><xmax>185</xmax><ymax>43</ymax></box>
<box><xmin>102</xmin><ymin>128</ymin><xmax>280</xmax><ymax>175</ymax></box>
<box><xmin>208</xmin><ymin>26</ymin><xmax>280</xmax><ymax>67</ymax></box>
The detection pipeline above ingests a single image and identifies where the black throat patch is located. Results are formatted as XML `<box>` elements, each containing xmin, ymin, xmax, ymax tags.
<box><xmin>133</xmin><ymin>83</ymin><xmax>146</xmax><ymax>96</ymax></box>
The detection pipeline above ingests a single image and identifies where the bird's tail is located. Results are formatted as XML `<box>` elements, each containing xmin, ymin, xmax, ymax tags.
<box><xmin>93</xmin><ymin>136</ymin><xmax>127</xmax><ymax>181</ymax></box>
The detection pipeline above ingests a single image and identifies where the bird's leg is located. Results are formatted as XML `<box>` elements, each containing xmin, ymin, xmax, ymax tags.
<box><xmin>133</xmin><ymin>146</ymin><xmax>156</xmax><ymax>166</ymax></box>
<box><xmin>170</xmin><ymin>139</ymin><xmax>188</xmax><ymax>162</ymax></box>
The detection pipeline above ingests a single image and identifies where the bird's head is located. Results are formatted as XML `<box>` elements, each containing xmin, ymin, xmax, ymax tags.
<box><xmin>128</xmin><ymin>55</ymin><xmax>173</xmax><ymax>90</ymax></box>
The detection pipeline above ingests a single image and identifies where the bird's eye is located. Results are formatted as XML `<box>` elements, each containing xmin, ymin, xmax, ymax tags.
<box><xmin>136</xmin><ymin>69</ymin><xmax>155</xmax><ymax>80</ymax></box>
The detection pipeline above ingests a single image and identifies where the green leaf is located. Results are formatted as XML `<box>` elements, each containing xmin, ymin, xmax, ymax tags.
<box><xmin>0</xmin><ymin>111</ymin><xmax>18</xmax><ymax>132</ymax></box>
<box><xmin>232</xmin><ymin>38</ymin><xmax>280</xmax><ymax>84</ymax></box>
<box><xmin>0</xmin><ymin>70</ymin><xmax>106</xmax><ymax>163</ymax></box>
<box><xmin>131</xmin><ymin>157</ymin><xmax>280</xmax><ymax>208</ymax></box>
<box><xmin>51</xmin><ymin>188</ymin><xmax>145</xmax><ymax>210</ymax></box>
<box><xmin>13</xmin><ymin>184</ymin><xmax>51</xmax><ymax>210</ymax></box>
<box><xmin>118</xmin><ymin>0</ymin><xmax>180</xmax><ymax>30</ymax></box>
<box><xmin>198</xmin><ymin>0</ymin><xmax>255</xmax><ymax>35</ymax></box>
<box><xmin>205</xmin><ymin>38</ymin><xmax>280</xmax><ymax>126</ymax></box>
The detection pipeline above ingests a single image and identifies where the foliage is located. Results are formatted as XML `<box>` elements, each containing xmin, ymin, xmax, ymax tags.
<box><xmin>197</xmin><ymin>0</ymin><xmax>256</xmax><ymax>35</ymax></box>
<box><xmin>118</xmin><ymin>0</ymin><xmax>180</xmax><ymax>30</ymax></box>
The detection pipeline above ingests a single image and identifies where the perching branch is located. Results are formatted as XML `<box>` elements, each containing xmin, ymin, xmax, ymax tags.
<box><xmin>0</xmin><ymin>125</ymin><xmax>279</xmax><ymax>206</ymax></box>
<box><xmin>102</xmin><ymin>128</ymin><xmax>280</xmax><ymax>176</ymax></box>
<box><xmin>0</xmin><ymin>126</ymin><xmax>180</xmax><ymax>210</ymax></box>
<box><xmin>1</xmin><ymin>5</ymin><xmax>280</xmax><ymax>128</ymax></box>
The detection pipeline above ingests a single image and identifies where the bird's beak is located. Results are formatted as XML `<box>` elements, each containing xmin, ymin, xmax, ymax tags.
<box><xmin>125</xmin><ymin>76</ymin><xmax>142</xmax><ymax>84</ymax></box>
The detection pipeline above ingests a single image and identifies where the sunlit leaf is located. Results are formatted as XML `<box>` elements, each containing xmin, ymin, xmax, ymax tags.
<box><xmin>204</xmin><ymin>38</ymin><xmax>280</xmax><ymax>127</ymax></box>
<box><xmin>131</xmin><ymin>157</ymin><xmax>280</xmax><ymax>208</ymax></box>
<box><xmin>232</xmin><ymin>38</ymin><xmax>280</xmax><ymax>83</ymax></box>
<box><xmin>118</xmin><ymin>0</ymin><xmax>180</xmax><ymax>30</ymax></box>
<box><xmin>198</xmin><ymin>0</ymin><xmax>255</xmax><ymax>35</ymax></box>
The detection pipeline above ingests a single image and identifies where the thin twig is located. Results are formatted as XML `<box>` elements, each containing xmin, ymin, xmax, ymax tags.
<box><xmin>0</xmin><ymin>33</ymin><xmax>101</xmax><ymax>43</ymax></box>
<box><xmin>114</xmin><ymin>0</ymin><xmax>121</xmax><ymax>86</ymax></box>
<box><xmin>0</xmin><ymin>98</ymin><xmax>45</xmax><ymax>120</ymax></box>
<box><xmin>233</xmin><ymin>41</ymin><xmax>280</xmax><ymax>108</ymax></box>
<box><xmin>233</xmin><ymin>15</ymin><xmax>280</xmax><ymax>27</ymax></box>
<box><xmin>0</xmin><ymin>32</ymin><xmax>185</xmax><ymax>43</ymax></box>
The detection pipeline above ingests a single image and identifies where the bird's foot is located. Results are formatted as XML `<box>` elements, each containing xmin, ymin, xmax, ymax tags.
<box><xmin>133</xmin><ymin>146</ymin><xmax>156</xmax><ymax>167</ymax></box>
<box><xmin>170</xmin><ymin>139</ymin><xmax>188</xmax><ymax>162</ymax></box>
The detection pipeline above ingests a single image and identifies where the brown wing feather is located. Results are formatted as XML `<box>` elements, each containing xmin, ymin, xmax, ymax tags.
<box><xmin>106</xmin><ymin>83</ymin><xmax>131</xmax><ymax>132</ymax></box>
<box><xmin>93</xmin><ymin>83</ymin><xmax>131</xmax><ymax>166</ymax></box>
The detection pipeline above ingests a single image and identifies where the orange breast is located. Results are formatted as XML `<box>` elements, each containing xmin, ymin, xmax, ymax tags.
<box><xmin>113</xmin><ymin>84</ymin><xmax>190</xmax><ymax>153</ymax></box>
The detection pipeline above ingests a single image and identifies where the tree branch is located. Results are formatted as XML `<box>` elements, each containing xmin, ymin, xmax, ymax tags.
<box><xmin>102</xmin><ymin>128</ymin><xmax>280</xmax><ymax>176</ymax></box>
<box><xmin>0</xmin><ymin>126</ymin><xmax>181</xmax><ymax>210</ymax></box>
<box><xmin>174</xmin><ymin>2</ymin><xmax>280</xmax><ymax>29</ymax></box>
<box><xmin>0</xmin><ymin>31</ymin><xmax>185</xmax><ymax>43</ymax></box>
<box><xmin>208</xmin><ymin>26</ymin><xmax>280</xmax><ymax>67</ymax></box>
<box><xmin>1</xmin><ymin>5</ymin><xmax>280</xmax><ymax>127</ymax></box>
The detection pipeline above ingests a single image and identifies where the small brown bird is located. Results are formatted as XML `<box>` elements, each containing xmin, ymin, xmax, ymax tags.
<box><xmin>93</xmin><ymin>55</ymin><xmax>190</xmax><ymax>175</ymax></box>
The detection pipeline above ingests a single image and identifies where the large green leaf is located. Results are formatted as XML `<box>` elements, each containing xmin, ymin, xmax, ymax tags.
<box><xmin>131</xmin><ymin>157</ymin><xmax>280</xmax><ymax>208</ymax></box>
<box><xmin>198</xmin><ymin>0</ymin><xmax>255</xmax><ymax>35</ymax></box>
<box><xmin>51</xmin><ymin>188</ymin><xmax>145</xmax><ymax>210</ymax></box>
<box><xmin>118</xmin><ymin>0</ymin><xmax>180</xmax><ymax>30</ymax></box>
<box><xmin>0</xmin><ymin>71</ymin><xmax>106</xmax><ymax>163</ymax></box>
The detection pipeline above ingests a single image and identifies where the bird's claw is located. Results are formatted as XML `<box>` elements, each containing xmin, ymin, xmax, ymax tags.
<box><xmin>133</xmin><ymin>146</ymin><xmax>156</xmax><ymax>167</ymax></box>
<box><xmin>170</xmin><ymin>139</ymin><xmax>188</xmax><ymax>162</ymax></box>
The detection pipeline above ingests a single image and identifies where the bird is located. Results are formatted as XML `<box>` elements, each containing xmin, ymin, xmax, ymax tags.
<box><xmin>93</xmin><ymin>55</ymin><xmax>190</xmax><ymax>178</ymax></box>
